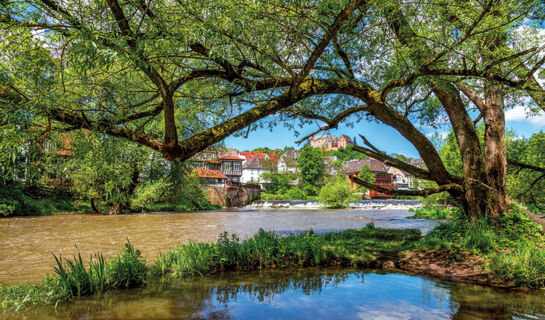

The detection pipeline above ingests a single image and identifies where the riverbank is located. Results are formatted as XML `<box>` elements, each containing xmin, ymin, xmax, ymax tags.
<box><xmin>2</xmin><ymin>205</ymin><xmax>545</xmax><ymax>312</ymax></box>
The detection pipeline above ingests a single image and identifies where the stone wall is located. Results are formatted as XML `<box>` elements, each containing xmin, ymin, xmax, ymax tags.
<box><xmin>206</xmin><ymin>183</ymin><xmax>261</xmax><ymax>207</ymax></box>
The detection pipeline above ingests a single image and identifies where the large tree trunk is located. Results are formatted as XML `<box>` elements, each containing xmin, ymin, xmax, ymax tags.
<box><xmin>432</xmin><ymin>85</ymin><xmax>488</xmax><ymax>220</ymax></box>
<box><xmin>483</xmin><ymin>81</ymin><xmax>508</xmax><ymax>217</ymax></box>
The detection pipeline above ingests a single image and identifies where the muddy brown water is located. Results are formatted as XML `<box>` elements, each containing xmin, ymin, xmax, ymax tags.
<box><xmin>0</xmin><ymin>208</ymin><xmax>437</xmax><ymax>285</ymax></box>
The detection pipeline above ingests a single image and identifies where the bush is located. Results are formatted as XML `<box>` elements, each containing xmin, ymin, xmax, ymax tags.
<box><xmin>0</xmin><ymin>183</ymin><xmax>77</xmax><ymax>217</ymax></box>
<box><xmin>284</xmin><ymin>187</ymin><xmax>307</xmax><ymax>200</ymax></box>
<box><xmin>130</xmin><ymin>179</ymin><xmax>172</xmax><ymax>212</ymax></box>
<box><xmin>318</xmin><ymin>176</ymin><xmax>356</xmax><ymax>208</ymax></box>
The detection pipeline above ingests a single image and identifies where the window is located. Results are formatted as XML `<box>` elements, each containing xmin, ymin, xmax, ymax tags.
<box><xmin>223</xmin><ymin>161</ymin><xmax>232</xmax><ymax>171</ymax></box>
<box><xmin>234</xmin><ymin>162</ymin><xmax>241</xmax><ymax>171</ymax></box>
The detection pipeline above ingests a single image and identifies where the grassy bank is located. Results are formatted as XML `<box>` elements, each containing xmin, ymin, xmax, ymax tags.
<box><xmin>415</xmin><ymin>204</ymin><xmax>545</xmax><ymax>287</ymax></box>
<box><xmin>408</xmin><ymin>207</ymin><xmax>460</xmax><ymax>220</ymax></box>
<box><xmin>0</xmin><ymin>225</ymin><xmax>419</xmax><ymax>311</ymax></box>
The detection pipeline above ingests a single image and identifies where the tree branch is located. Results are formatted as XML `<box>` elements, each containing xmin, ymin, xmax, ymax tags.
<box><xmin>349</xmin><ymin>175</ymin><xmax>461</xmax><ymax>196</ymax></box>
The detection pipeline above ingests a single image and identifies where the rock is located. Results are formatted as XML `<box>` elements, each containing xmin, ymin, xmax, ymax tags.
<box><xmin>382</xmin><ymin>260</ymin><xmax>396</xmax><ymax>270</ymax></box>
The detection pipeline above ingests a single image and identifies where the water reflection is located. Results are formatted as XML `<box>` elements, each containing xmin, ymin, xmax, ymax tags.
<box><xmin>10</xmin><ymin>268</ymin><xmax>545</xmax><ymax>320</ymax></box>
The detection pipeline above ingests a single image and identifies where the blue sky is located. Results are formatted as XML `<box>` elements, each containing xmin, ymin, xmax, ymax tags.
<box><xmin>225</xmin><ymin>108</ymin><xmax>545</xmax><ymax>158</ymax></box>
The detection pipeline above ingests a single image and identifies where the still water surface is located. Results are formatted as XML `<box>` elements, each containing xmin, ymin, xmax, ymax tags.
<box><xmin>0</xmin><ymin>208</ymin><xmax>436</xmax><ymax>284</ymax></box>
<box><xmin>8</xmin><ymin>268</ymin><xmax>545</xmax><ymax>320</ymax></box>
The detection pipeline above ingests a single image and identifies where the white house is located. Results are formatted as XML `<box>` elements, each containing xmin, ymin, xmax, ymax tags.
<box><xmin>277</xmin><ymin>149</ymin><xmax>299</xmax><ymax>174</ymax></box>
<box><xmin>241</xmin><ymin>158</ymin><xmax>275</xmax><ymax>185</ymax></box>
<box><xmin>387</xmin><ymin>166</ymin><xmax>414</xmax><ymax>190</ymax></box>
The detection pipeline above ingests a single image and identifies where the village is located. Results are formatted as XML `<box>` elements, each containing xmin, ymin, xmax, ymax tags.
<box><xmin>190</xmin><ymin>134</ymin><xmax>420</xmax><ymax>206</ymax></box>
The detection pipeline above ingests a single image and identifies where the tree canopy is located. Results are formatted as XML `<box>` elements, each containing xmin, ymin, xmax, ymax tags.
<box><xmin>2</xmin><ymin>0</ymin><xmax>545</xmax><ymax>218</ymax></box>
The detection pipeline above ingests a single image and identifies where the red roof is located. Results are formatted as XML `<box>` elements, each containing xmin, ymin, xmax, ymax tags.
<box><xmin>268</xmin><ymin>153</ymin><xmax>279</xmax><ymax>163</ymax></box>
<box><xmin>238</xmin><ymin>152</ymin><xmax>268</xmax><ymax>160</ymax></box>
<box><xmin>192</xmin><ymin>168</ymin><xmax>227</xmax><ymax>179</ymax></box>
<box><xmin>219</xmin><ymin>155</ymin><xmax>244</xmax><ymax>161</ymax></box>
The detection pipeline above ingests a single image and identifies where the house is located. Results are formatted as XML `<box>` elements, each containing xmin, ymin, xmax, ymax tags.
<box><xmin>190</xmin><ymin>150</ymin><xmax>243</xmax><ymax>183</ymax></box>
<box><xmin>344</xmin><ymin>158</ymin><xmax>395</xmax><ymax>199</ymax></box>
<box><xmin>192</xmin><ymin>168</ymin><xmax>227</xmax><ymax>186</ymax></box>
<box><xmin>338</xmin><ymin>135</ymin><xmax>354</xmax><ymax>148</ymax></box>
<box><xmin>388</xmin><ymin>167</ymin><xmax>414</xmax><ymax>190</ymax></box>
<box><xmin>238</xmin><ymin>151</ymin><xmax>269</xmax><ymax>162</ymax></box>
<box><xmin>241</xmin><ymin>158</ymin><xmax>275</xmax><ymax>185</ymax></box>
<box><xmin>278</xmin><ymin>149</ymin><xmax>299</xmax><ymax>174</ymax></box>
<box><xmin>218</xmin><ymin>155</ymin><xmax>243</xmax><ymax>183</ymax></box>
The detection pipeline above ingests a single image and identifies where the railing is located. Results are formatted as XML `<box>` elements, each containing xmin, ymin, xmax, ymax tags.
<box><xmin>222</xmin><ymin>170</ymin><xmax>242</xmax><ymax>176</ymax></box>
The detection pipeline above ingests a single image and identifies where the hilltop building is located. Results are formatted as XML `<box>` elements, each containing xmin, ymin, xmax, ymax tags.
<box><xmin>308</xmin><ymin>134</ymin><xmax>354</xmax><ymax>150</ymax></box>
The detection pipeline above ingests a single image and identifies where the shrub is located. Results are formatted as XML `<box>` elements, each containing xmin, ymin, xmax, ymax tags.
<box><xmin>130</xmin><ymin>179</ymin><xmax>172</xmax><ymax>212</ymax></box>
<box><xmin>284</xmin><ymin>187</ymin><xmax>307</xmax><ymax>200</ymax></box>
<box><xmin>318</xmin><ymin>176</ymin><xmax>356</xmax><ymax>208</ymax></box>
<box><xmin>105</xmin><ymin>240</ymin><xmax>147</xmax><ymax>288</ymax></box>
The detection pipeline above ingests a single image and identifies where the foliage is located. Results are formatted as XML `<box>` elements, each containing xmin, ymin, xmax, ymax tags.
<box><xmin>297</xmin><ymin>146</ymin><xmax>324</xmax><ymax>195</ymax></box>
<box><xmin>0</xmin><ymin>183</ymin><xmax>82</xmax><ymax>217</ymax></box>
<box><xmin>332</xmin><ymin>145</ymin><xmax>367</xmax><ymax>164</ymax></box>
<box><xmin>0</xmin><ymin>239</ymin><xmax>147</xmax><ymax>311</ymax></box>
<box><xmin>261</xmin><ymin>171</ymin><xmax>297</xmax><ymax>193</ymax></box>
<box><xmin>318</xmin><ymin>176</ymin><xmax>357</xmax><ymax>208</ymax></box>
<box><xmin>68</xmin><ymin>137</ymin><xmax>209</xmax><ymax>214</ymax></box>
<box><xmin>416</xmin><ymin>204</ymin><xmax>545</xmax><ymax>287</ymax></box>
<box><xmin>130</xmin><ymin>179</ymin><xmax>172</xmax><ymax>212</ymax></box>
<box><xmin>261</xmin><ymin>187</ymin><xmax>308</xmax><ymax>200</ymax></box>
<box><xmin>153</xmin><ymin>226</ymin><xmax>421</xmax><ymax>277</ymax></box>
<box><xmin>408</xmin><ymin>207</ymin><xmax>460</xmax><ymax>220</ymax></box>
<box><xmin>506</xmin><ymin>132</ymin><xmax>545</xmax><ymax>209</ymax></box>
<box><xmin>357</xmin><ymin>164</ymin><xmax>375</xmax><ymax>194</ymax></box>
<box><xmin>105</xmin><ymin>240</ymin><xmax>148</xmax><ymax>289</ymax></box>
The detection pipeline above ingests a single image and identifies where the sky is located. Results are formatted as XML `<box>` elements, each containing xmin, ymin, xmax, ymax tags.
<box><xmin>225</xmin><ymin>106</ymin><xmax>545</xmax><ymax>158</ymax></box>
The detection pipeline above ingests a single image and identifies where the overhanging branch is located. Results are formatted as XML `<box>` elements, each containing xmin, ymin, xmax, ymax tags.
<box><xmin>349</xmin><ymin>175</ymin><xmax>461</xmax><ymax>196</ymax></box>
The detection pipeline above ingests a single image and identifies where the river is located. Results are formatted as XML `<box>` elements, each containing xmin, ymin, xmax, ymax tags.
<box><xmin>8</xmin><ymin>268</ymin><xmax>545</xmax><ymax>319</ymax></box>
<box><xmin>2</xmin><ymin>203</ymin><xmax>545</xmax><ymax>319</ymax></box>
<box><xmin>0</xmin><ymin>204</ymin><xmax>434</xmax><ymax>284</ymax></box>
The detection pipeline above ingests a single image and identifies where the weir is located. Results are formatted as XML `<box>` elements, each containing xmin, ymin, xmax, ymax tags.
<box><xmin>247</xmin><ymin>199</ymin><xmax>422</xmax><ymax>210</ymax></box>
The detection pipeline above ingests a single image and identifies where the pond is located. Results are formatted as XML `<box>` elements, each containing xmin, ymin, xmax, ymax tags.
<box><xmin>0</xmin><ymin>206</ymin><xmax>438</xmax><ymax>284</ymax></box>
<box><xmin>7</xmin><ymin>268</ymin><xmax>545</xmax><ymax>320</ymax></box>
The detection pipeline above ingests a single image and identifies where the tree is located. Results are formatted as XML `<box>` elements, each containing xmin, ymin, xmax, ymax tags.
<box><xmin>319</xmin><ymin>176</ymin><xmax>357</xmax><ymax>208</ymax></box>
<box><xmin>357</xmin><ymin>165</ymin><xmax>375</xmax><ymax>194</ymax></box>
<box><xmin>297</xmin><ymin>146</ymin><xmax>324</xmax><ymax>195</ymax></box>
<box><xmin>507</xmin><ymin>132</ymin><xmax>545</xmax><ymax>211</ymax></box>
<box><xmin>261</xmin><ymin>171</ymin><xmax>297</xmax><ymax>194</ymax></box>
<box><xmin>2</xmin><ymin>0</ymin><xmax>545</xmax><ymax>221</ymax></box>
<box><xmin>332</xmin><ymin>145</ymin><xmax>367</xmax><ymax>163</ymax></box>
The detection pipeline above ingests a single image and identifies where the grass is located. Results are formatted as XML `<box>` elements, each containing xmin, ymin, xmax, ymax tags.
<box><xmin>415</xmin><ymin>204</ymin><xmax>545</xmax><ymax>287</ymax></box>
<box><xmin>0</xmin><ymin>240</ymin><xmax>147</xmax><ymax>311</ymax></box>
<box><xmin>149</xmin><ymin>226</ymin><xmax>420</xmax><ymax>277</ymax></box>
<box><xmin>0</xmin><ymin>225</ymin><xmax>419</xmax><ymax>311</ymax></box>
<box><xmin>407</xmin><ymin>207</ymin><xmax>460</xmax><ymax>220</ymax></box>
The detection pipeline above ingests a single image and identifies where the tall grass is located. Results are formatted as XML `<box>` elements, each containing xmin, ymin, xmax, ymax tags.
<box><xmin>417</xmin><ymin>204</ymin><xmax>545</xmax><ymax>287</ymax></box>
<box><xmin>151</xmin><ymin>226</ymin><xmax>421</xmax><ymax>277</ymax></box>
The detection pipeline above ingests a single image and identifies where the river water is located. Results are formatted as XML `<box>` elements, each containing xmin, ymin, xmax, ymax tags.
<box><xmin>0</xmin><ymin>206</ymin><xmax>435</xmax><ymax>284</ymax></box>
<box><xmin>9</xmin><ymin>268</ymin><xmax>545</xmax><ymax>319</ymax></box>
<box><xmin>2</xmin><ymin>204</ymin><xmax>545</xmax><ymax>319</ymax></box>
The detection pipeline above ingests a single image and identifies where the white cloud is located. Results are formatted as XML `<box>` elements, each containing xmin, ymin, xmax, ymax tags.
<box><xmin>505</xmin><ymin>106</ymin><xmax>545</xmax><ymax>127</ymax></box>
<box><xmin>425</xmin><ymin>131</ymin><xmax>449</xmax><ymax>139</ymax></box>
